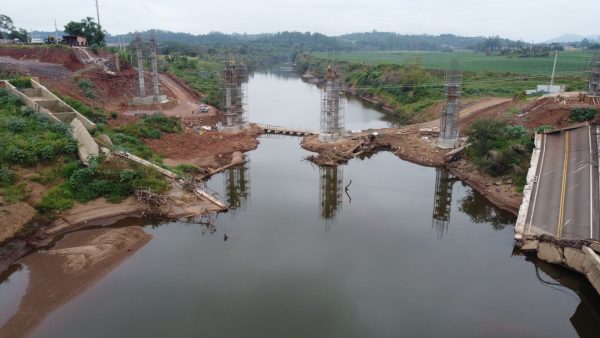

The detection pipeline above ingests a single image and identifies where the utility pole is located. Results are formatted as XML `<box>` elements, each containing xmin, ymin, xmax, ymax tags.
<box><xmin>550</xmin><ymin>50</ymin><xmax>558</xmax><ymax>87</ymax></box>
<box><xmin>95</xmin><ymin>0</ymin><xmax>101</xmax><ymax>27</ymax></box>
<box><xmin>54</xmin><ymin>19</ymin><xmax>59</xmax><ymax>45</ymax></box>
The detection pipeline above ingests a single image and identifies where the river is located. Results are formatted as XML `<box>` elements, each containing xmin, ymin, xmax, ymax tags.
<box><xmin>1</xmin><ymin>67</ymin><xmax>599</xmax><ymax>337</ymax></box>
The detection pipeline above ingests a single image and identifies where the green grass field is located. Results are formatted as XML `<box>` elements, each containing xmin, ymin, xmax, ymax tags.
<box><xmin>315</xmin><ymin>50</ymin><xmax>593</xmax><ymax>75</ymax></box>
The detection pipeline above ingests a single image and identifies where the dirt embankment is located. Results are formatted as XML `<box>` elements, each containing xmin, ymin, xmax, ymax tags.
<box><xmin>301</xmin><ymin>97</ymin><xmax>537</xmax><ymax>216</ymax></box>
<box><xmin>302</xmin><ymin>128</ymin><xmax>447</xmax><ymax>167</ymax></box>
<box><xmin>301</xmin><ymin>94</ymin><xmax>600</xmax><ymax>216</ymax></box>
<box><xmin>0</xmin><ymin>46</ymin><xmax>85</xmax><ymax>71</ymax></box>
<box><xmin>147</xmin><ymin>124</ymin><xmax>262</xmax><ymax>174</ymax></box>
<box><xmin>448</xmin><ymin>159</ymin><xmax>522</xmax><ymax>214</ymax></box>
<box><xmin>0</xmin><ymin>226</ymin><xmax>151</xmax><ymax>338</ymax></box>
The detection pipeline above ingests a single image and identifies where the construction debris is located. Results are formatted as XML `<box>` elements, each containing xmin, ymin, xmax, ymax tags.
<box><xmin>135</xmin><ymin>187</ymin><xmax>170</xmax><ymax>216</ymax></box>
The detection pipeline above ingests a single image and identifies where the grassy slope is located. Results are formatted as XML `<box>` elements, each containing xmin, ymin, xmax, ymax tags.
<box><xmin>0</xmin><ymin>87</ymin><xmax>176</xmax><ymax>214</ymax></box>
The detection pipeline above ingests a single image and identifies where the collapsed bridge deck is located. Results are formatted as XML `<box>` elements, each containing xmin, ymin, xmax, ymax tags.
<box><xmin>517</xmin><ymin>124</ymin><xmax>600</xmax><ymax>241</ymax></box>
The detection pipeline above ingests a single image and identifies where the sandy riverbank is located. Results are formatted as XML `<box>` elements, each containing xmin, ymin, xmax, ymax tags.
<box><xmin>0</xmin><ymin>226</ymin><xmax>152</xmax><ymax>338</ymax></box>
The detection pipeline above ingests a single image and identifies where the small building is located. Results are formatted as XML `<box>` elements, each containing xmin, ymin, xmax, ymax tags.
<box><xmin>526</xmin><ymin>84</ymin><xmax>565</xmax><ymax>95</ymax></box>
<box><xmin>62</xmin><ymin>35</ymin><xmax>87</xmax><ymax>47</ymax></box>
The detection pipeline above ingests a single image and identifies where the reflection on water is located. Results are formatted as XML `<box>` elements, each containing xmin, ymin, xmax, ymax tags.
<box><xmin>458</xmin><ymin>183</ymin><xmax>515</xmax><ymax>230</ymax></box>
<box><xmin>522</xmin><ymin>254</ymin><xmax>600</xmax><ymax>338</ymax></box>
<box><xmin>224</xmin><ymin>157</ymin><xmax>251</xmax><ymax>214</ymax></box>
<box><xmin>319</xmin><ymin>166</ymin><xmax>344</xmax><ymax>228</ymax></box>
<box><xmin>431</xmin><ymin>168</ymin><xmax>458</xmax><ymax>238</ymax></box>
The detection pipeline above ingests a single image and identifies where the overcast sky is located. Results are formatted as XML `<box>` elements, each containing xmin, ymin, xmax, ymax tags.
<box><xmin>5</xmin><ymin>0</ymin><xmax>599</xmax><ymax>42</ymax></box>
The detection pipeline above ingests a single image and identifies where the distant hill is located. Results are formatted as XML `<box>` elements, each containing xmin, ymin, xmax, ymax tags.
<box><xmin>107</xmin><ymin>30</ymin><xmax>524</xmax><ymax>52</ymax></box>
<box><xmin>19</xmin><ymin>29</ymin><xmax>538</xmax><ymax>53</ymax></box>
<box><xmin>335</xmin><ymin>32</ymin><xmax>489</xmax><ymax>51</ymax></box>
<box><xmin>106</xmin><ymin>30</ymin><xmax>345</xmax><ymax>51</ymax></box>
<box><xmin>546</xmin><ymin>33</ymin><xmax>600</xmax><ymax>43</ymax></box>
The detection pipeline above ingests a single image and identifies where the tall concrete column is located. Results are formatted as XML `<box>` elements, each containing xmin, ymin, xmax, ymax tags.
<box><xmin>136</xmin><ymin>47</ymin><xmax>145</xmax><ymax>97</ymax></box>
<box><xmin>150</xmin><ymin>40</ymin><xmax>160</xmax><ymax>97</ymax></box>
<box><xmin>114</xmin><ymin>53</ymin><xmax>120</xmax><ymax>72</ymax></box>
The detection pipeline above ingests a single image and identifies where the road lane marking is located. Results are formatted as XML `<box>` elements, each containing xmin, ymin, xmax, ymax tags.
<box><xmin>589</xmin><ymin>126</ymin><xmax>593</xmax><ymax>239</ymax></box>
<box><xmin>527</xmin><ymin>134</ymin><xmax>546</xmax><ymax>235</ymax></box>
<box><xmin>557</xmin><ymin>131</ymin><xmax>569</xmax><ymax>239</ymax></box>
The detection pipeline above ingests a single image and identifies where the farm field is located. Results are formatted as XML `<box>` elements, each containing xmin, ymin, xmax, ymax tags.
<box><xmin>315</xmin><ymin>50</ymin><xmax>593</xmax><ymax>75</ymax></box>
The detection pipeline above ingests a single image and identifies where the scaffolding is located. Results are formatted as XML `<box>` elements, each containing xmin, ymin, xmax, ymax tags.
<box><xmin>320</xmin><ymin>166</ymin><xmax>343</xmax><ymax>228</ymax></box>
<box><xmin>431</xmin><ymin>168</ymin><xmax>455</xmax><ymax>238</ymax></box>
<box><xmin>222</xmin><ymin>61</ymin><xmax>247</xmax><ymax>131</ymax></box>
<box><xmin>588</xmin><ymin>52</ymin><xmax>600</xmax><ymax>97</ymax></box>
<box><xmin>437</xmin><ymin>62</ymin><xmax>462</xmax><ymax>149</ymax></box>
<box><xmin>319</xmin><ymin>64</ymin><xmax>345</xmax><ymax>142</ymax></box>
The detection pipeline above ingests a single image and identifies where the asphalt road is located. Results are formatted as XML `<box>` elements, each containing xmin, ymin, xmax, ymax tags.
<box><xmin>526</xmin><ymin>126</ymin><xmax>600</xmax><ymax>240</ymax></box>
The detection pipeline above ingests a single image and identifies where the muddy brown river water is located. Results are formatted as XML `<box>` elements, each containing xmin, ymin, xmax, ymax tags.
<box><xmin>1</xmin><ymin>68</ymin><xmax>599</xmax><ymax>337</ymax></box>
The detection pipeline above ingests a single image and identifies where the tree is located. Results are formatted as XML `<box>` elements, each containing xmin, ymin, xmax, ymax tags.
<box><xmin>8</xmin><ymin>28</ymin><xmax>27</xmax><ymax>42</ymax></box>
<box><xmin>0</xmin><ymin>14</ymin><xmax>28</xmax><ymax>42</ymax></box>
<box><xmin>0</xmin><ymin>14</ymin><xmax>14</xmax><ymax>34</ymax></box>
<box><xmin>64</xmin><ymin>17</ymin><xmax>105</xmax><ymax>46</ymax></box>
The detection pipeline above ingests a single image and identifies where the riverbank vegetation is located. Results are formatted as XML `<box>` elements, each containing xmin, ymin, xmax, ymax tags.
<box><xmin>296</xmin><ymin>52</ymin><xmax>588</xmax><ymax>124</ymax></box>
<box><xmin>464</xmin><ymin>119</ymin><xmax>534</xmax><ymax>191</ymax></box>
<box><xmin>0</xmin><ymin>89</ymin><xmax>175</xmax><ymax>214</ymax></box>
<box><xmin>165</xmin><ymin>55</ymin><xmax>223</xmax><ymax>108</ymax></box>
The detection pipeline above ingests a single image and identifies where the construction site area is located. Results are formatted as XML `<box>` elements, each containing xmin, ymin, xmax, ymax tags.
<box><xmin>1</xmin><ymin>44</ymin><xmax>600</xmax><ymax>243</ymax></box>
<box><xmin>2</xmin><ymin>40</ymin><xmax>600</xmax><ymax>337</ymax></box>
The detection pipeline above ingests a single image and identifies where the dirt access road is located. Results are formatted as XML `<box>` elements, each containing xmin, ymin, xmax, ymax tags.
<box><xmin>416</xmin><ymin>97</ymin><xmax>512</xmax><ymax>129</ymax></box>
<box><xmin>123</xmin><ymin>74</ymin><xmax>217</xmax><ymax>118</ymax></box>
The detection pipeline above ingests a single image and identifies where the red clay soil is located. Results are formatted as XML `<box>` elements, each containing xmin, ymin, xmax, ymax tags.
<box><xmin>144</xmin><ymin>125</ymin><xmax>262</xmax><ymax>169</ymax></box>
<box><xmin>0</xmin><ymin>46</ymin><xmax>84</xmax><ymax>71</ymax></box>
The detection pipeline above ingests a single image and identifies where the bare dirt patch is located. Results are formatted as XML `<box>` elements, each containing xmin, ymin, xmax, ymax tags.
<box><xmin>0</xmin><ymin>226</ymin><xmax>151</xmax><ymax>338</ymax></box>
<box><xmin>0</xmin><ymin>47</ymin><xmax>84</xmax><ymax>71</ymax></box>
<box><xmin>0</xmin><ymin>201</ymin><xmax>36</xmax><ymax>243</ymax></box>
<box><xmin>145</xmin><ymin>125</ymin><xmax>262</xmax><ymax>170</ymax></box>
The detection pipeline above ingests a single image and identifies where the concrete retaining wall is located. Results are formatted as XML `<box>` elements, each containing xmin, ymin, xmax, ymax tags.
<box><xmin>515</xmin><ymin>133</ymin><xmax>543</xmax><ymax>239</ymax></box>
<box><xmin>0</xmin><ymin>80</ymin><xmax>62</xmax><ymax>123</ymax></box>
<box><xmin>30</xmin><ymin>80</ymin><xmax>96</xmax><ymax>130</ymax></box>
<box><xmin>1</xmin><ymin>79</ymin><xmax>99</xmax><ymax>164</ymax></box>
<box><xmin>71</xmin><ymin>118</ymin><xmax>99</xmax><ymax>164</ymax></box>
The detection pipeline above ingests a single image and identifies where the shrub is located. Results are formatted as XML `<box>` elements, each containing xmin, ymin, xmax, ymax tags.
<box><xmin>0</xmin><ymin>89</ymin><xmax>22</xmax><ymax>106</ymax></box>
<box><xmin>9</xmin><ymin>77</ymin><xmax>32</xmax><ymax>89</ymax></box>
<box><xmin>78</xmin><ymin>79</ymin><xmax>96</xmax><ymax>98</ymax></box>
<box><xmin>1</xmin><ymin>183</ymin><xmax>29</xmax><ymax>204</ymax></box>
<box><xmin>120</xmin><ymin>168</ymin><xmax>141</xmax><ymax>183</ymax></box>
<box><xmin>0</xmin><ymin>167</ymin><xmax>15</xmax><ymax>187</ymax></box>
<box><xmin>175</xmin><ymin>163</ymin><xmax>201</xmax><ymax>175</ymax></box>
<box><xmin>570</xmin><ymin>107</ymin><xmax>598</xmax><ymax>122</ymax></box>
<box><xmin>536</xmin><ymin>125</ymin><xmax>554</xmax><ymax>133</ymax></box>
<box><xmin>6</xmin><ymin>118</ymin><xmax>26</xmax><ymax>132</ymax></box>
<box><xmin>36</xmin><ymin>185</ymin><xmax>74</xmax><ymax>212</ymax></box>
<box><xmin>465</xmin><ymin>119</ymin><xmax>533</xmax><ymax>179</ymax></box>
